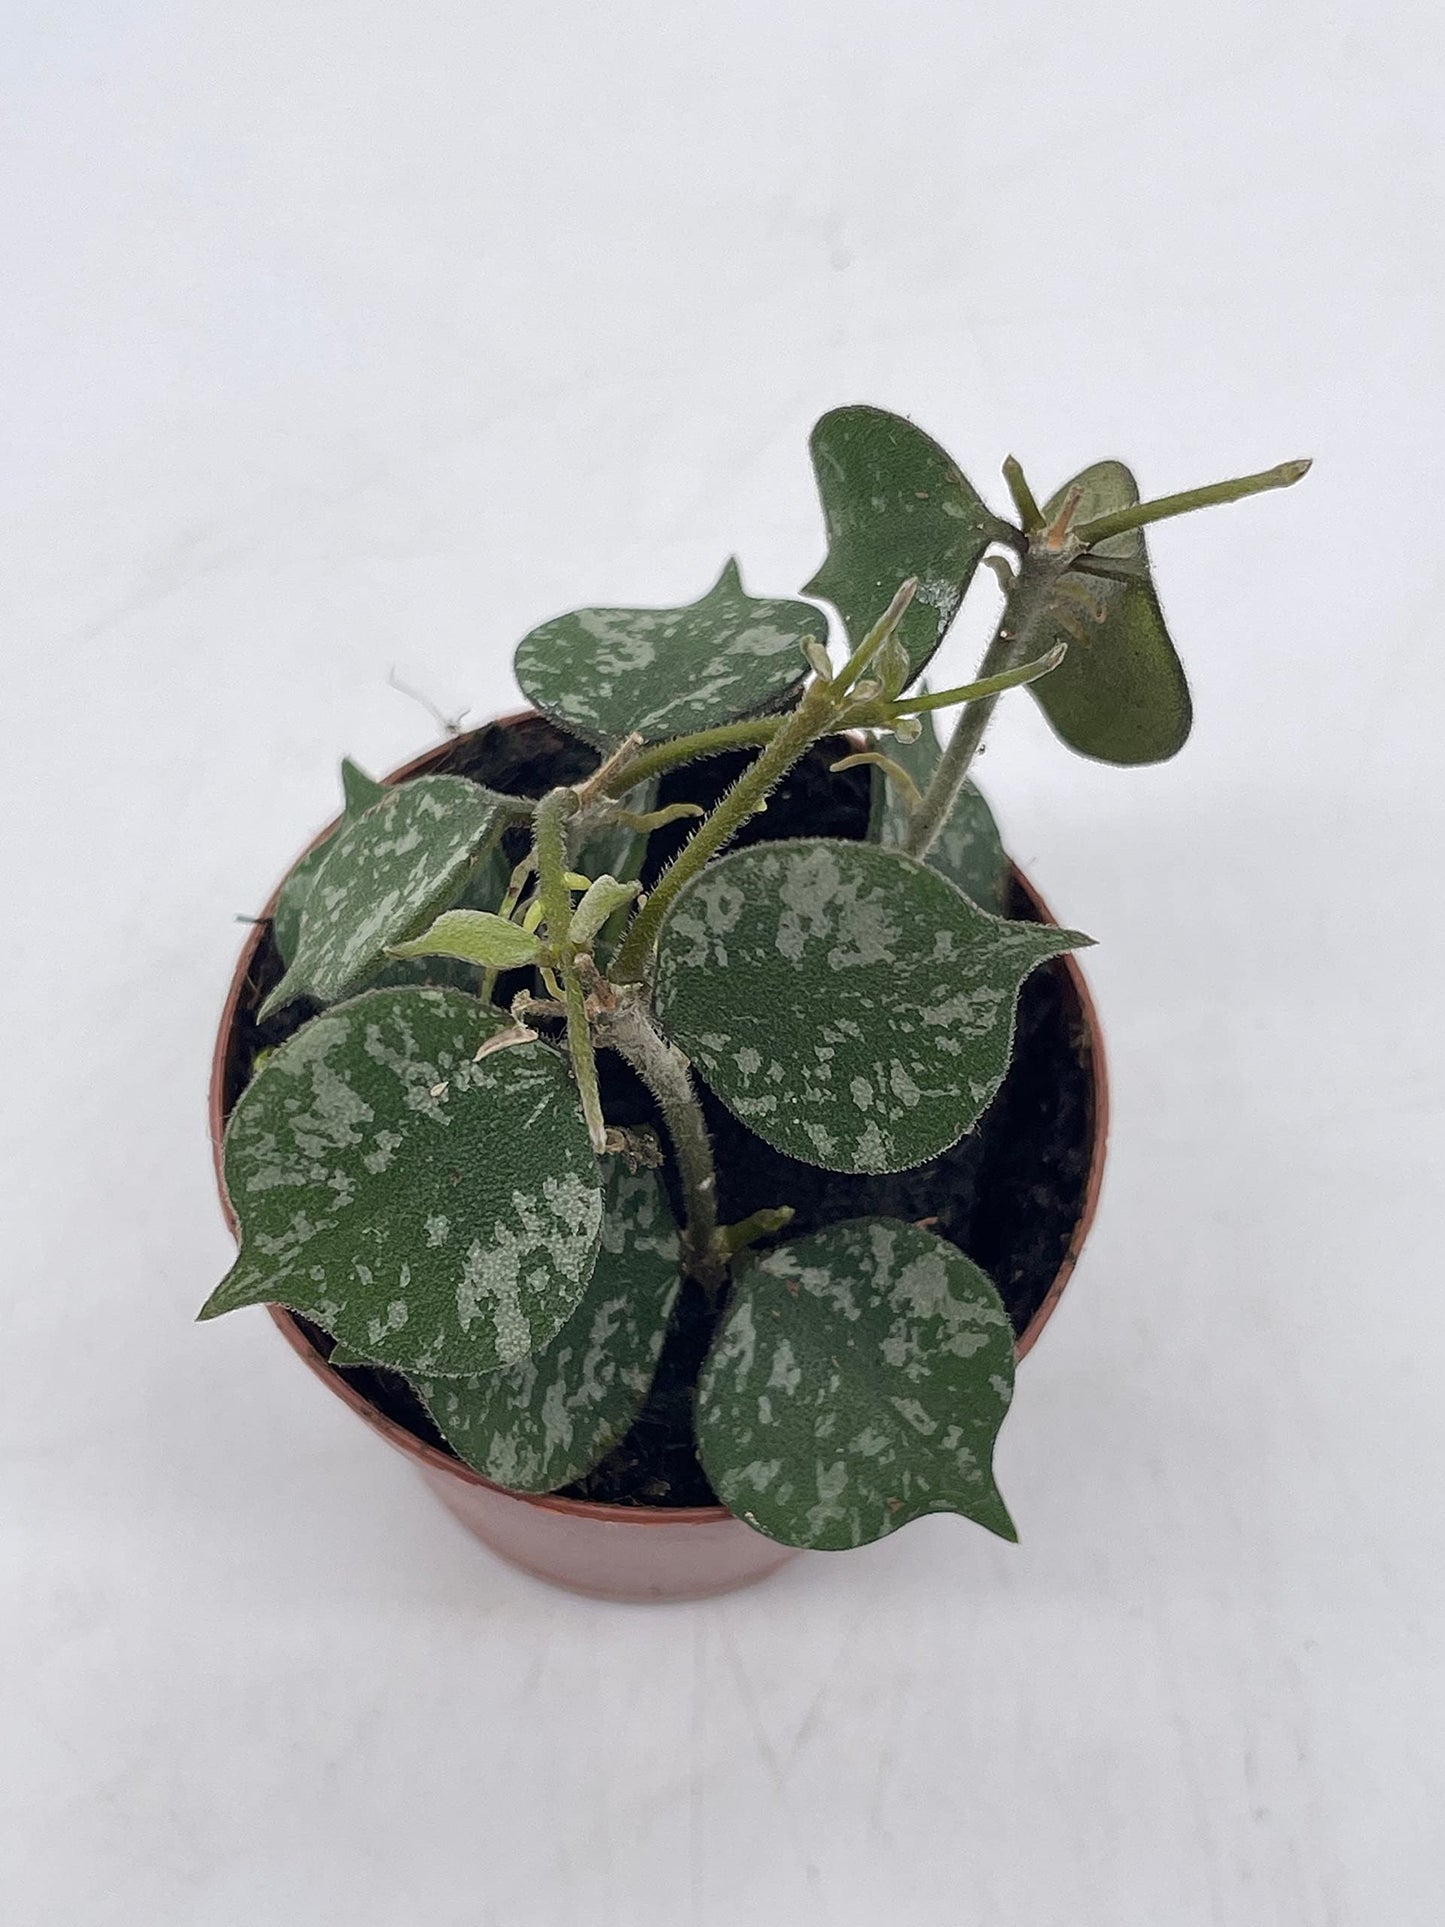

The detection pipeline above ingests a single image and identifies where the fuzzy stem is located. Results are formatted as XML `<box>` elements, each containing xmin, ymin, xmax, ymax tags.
<box><xmin>1001</xmin><ymin>456</ymin><xmax>1042</xmax><ymax>533</ymax></box>
<box><xmin>610</xmin><ymin>679</ymin><xmax>836</xmax><ymax>982</ymax></box>
<box><xmin>533</xmin><ymin>788</ymin><xmax>608</xmax><ymax>1151</ymax></box>
<box><xmin>532</xmin><ymin>789</ymin><xmax>578</xmax><ymax>941</ymax></box>
<box><xmin>601</xmin><ymin>999</ymin><xmax>724</xmax><ymax>1293</ymax></box>
<box><xmin>596</xmin><ymin>718</ymin><xmax>783</xmax><ymax>798</ymax></box>
<box><xmin>885</xmin><ymin>641</ymin><xmax>1066</xmax><ymax>717</ymax></box>
<box><xmin>830</xmin><ymin>577</ymin><xmax>917</xmax><ymax>697</ymax></box>
<box><xmin>1073</xmin><ymin>459</ymin><xmax>1311</xmax><ymax>547</ymax></box>
<box><xmin>903</xmin><ymin>549</ymin><xmax>1069</xmax><ymax>859</ymax></box>
<box><xmin>564</xmin><ymin>969</ymin><xmax>607</xmax><ymax>1153</ymax></box>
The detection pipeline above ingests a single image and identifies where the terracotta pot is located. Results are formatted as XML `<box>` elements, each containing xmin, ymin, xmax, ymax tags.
<box><xmin>209</xmin><ymin>715</ymin><xmax>1108</xmax><ymax>1603</ymax></box>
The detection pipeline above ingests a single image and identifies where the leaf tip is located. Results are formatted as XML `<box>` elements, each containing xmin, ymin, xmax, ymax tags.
<box><xmin>257</xmin><ymin>969</ymin><xmax>303</xmax><ymax>1023</ymax></box>
<box><xmin>989</xmin><ymin>1502</ymin><xmax>1020</xmax><ymax>1545</ymax></box>
<box><xmin>196</xmin><ymin>1271</ymin><xmax>263</xmax><ymax>1322</ymax></box>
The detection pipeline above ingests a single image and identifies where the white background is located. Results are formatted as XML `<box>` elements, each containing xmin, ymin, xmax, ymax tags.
<box><xmin>3</xmin><ymin>4</ymin><xmax>1442</xmax><ymax>1922</ymax></box>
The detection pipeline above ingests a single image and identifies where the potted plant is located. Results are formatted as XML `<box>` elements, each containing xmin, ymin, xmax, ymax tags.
<box><xmin>203</xmin><ymin>405</ymin><xmax>1307</xmax><ymax>1600</ymax></box>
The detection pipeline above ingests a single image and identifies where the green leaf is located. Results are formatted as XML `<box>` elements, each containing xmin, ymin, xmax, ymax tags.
<box><xmin>653</xmin><ymin>838</ymin><xmax>1088</xmax><ymax>1174</ymax></box>
<box><xmin>513</xmin><ymin>559</ymin><xmax>818</xmax><ymax>747</ymax></box>
<box><xmin>568</xmin><ymin>875</ymin><xmax>641</xmax><ymax>948</ymax></box>
<box><xmin>271</xmin><ymin>759</ymin><xmax>386</xmax><ymax>965</ymax></box>
<box><xmin>1031</xmin><ymin>461</ymin><xmax>1193</xmax><ymax>764</ymax></box>
<box><xmin>879</xmin><ymin>701</ymin><xmax>1010</xmax><ymax>914</ymax></box>
<box><xmin>696</xmin><ymin>1218</ymin><xmax>1017</xmax><ymax>1549</ymax></box>
<box><xmin>805</xmin><ymin>405</ymin><xmax>1004</xmax><ymax>684</ymax></box>
<box><xmin>200</xmin><ymin>986</ymin><xmax>604</xmax><ymax>1376</ymax></box>
<box><xmin>410</xmin><ymin>1165</ymin><xmax>680</xmax><ymax>1492</ymax></box>
<box><xmin>388</xmin><ymin>908</ymin><xmax>542</xmax><ymax>971</ymax></box>
<box><xmin>260</xmin><ymin>776</ymin><xmax>502</xmax><ymax>1019</ymax></box>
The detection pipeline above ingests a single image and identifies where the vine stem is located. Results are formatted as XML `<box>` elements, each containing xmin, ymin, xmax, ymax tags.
<box><xmin>610</xmin><ymin>677</ymin><xmax>837</xmax><ymax>982</ymax></box>
<box><xmin>590</xmin><ymin>579</ymin><xmax>918</xmax><ymax>813</ymax></box>
<box><xmin>1073</xmin><ymin>458</ymin><xmax>1311</xmax><ymax>547</ymax></box>
<box><xmin>598</xmin><ymin>998</ymin><xmax>725</xmax><ymax>1294</ymax></box>
<box><xmin>597</xmin><ymin>717</ymin><xmax>782</xmax><ymax>798</ymax></box>
<box><xmin>1001</xmin><ymin>455</ymin><xmax>1043</xmax><ymax>533</ymax></box>
<box><xmin>533</xmin><ymin>788</ymin><xmax>608</xmax><ymax>1153</ymax></box>
<box><xmin>903</xmin><ymin>548</ymin><xmax>1069</xmax><ymax>860</ymax></box>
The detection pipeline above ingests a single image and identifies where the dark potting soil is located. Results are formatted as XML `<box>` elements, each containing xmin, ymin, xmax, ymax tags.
<box><xmin>224</xmin><ymin>713</ymin><xmax>1098</xmax><ymax>1510</ymax></box>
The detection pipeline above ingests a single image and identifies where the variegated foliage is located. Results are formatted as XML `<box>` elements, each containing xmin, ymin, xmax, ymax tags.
<box><xmin>203</xmin><ymin>400</ymin><xmax>1269</xmax><ymax>1550</ymax></box>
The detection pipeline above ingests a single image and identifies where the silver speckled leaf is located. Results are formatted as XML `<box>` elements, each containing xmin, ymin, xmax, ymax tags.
<box><xmin>513</xmin><ymin>559</ymin><xmax>817</xmax><ymax>747</ymax></box>
<box><xmin>653</xmin><ymin>838</ymin><xmax>1089</xmax><ymax>1173</ymax></box>
<box><xmin>1031</xmin><ymin>461</ymin><xmax>1192</xmax><ymax>765</ymax></box>
<box><xmin>201</xmin><ymin>987</ymin><xmax>604</xmax><ymax>1376</ymax></box>
<box><xmin>411</xmin><ymin>1165</ymin><xmax>680</xmax><ymax>1492</ymax></box>
<box><xmin>805</xmin><ymin>405</ymin><xmax>1004</xmax><ymax>683</ymax></box>
<box><xmin>272</xmin><ymin>759</ymin><xmax>386</xmax><ymax>964</ymax></box>
<box><xmin>878</xmin><ymin>701</ymin><xmax>1009</xmax><ymax>914</ymax></box>
<box><xmin>697</xmin><ymin>1218</ymin><xmax>1017</xmax><ymax>1549</ymax></box>
<box><xmin>261</xmin><ymin>776</ymin><xmax>502</xmax><ymax>1018</ymax></box>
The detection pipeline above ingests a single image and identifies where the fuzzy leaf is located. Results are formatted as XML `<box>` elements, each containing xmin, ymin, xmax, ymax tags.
<box><xmin>388</xmin><ymin>908</ymin><xmax>542</xmax><ymax>970</ymax></box>
<box><xmin>513</xmin><ymin>560</ymin><xmax>817</xmax><ymax>747</ymax></box>
<box><xmin>1031</xmin><ymin>461</ymin><xmax>1192</xmax><ymax>764</ymax></box>
<box><xmin>568</xmin><ymin>875</ymin><xmax>641</xmax><ymax>948</ymax></box>
<box><xmin>805</xmin><ymin>406</ymin><xmax>1004</xmax><ymax>683</ymax></box>
<box><xmin>653</xmin><ymin>839</ymin><xmax>1088</xmax><ymax>1173</ymax></box>
<box><xmin>879</xmin><ymin>702</ymin><xmax>1010</xmax><ymax>914</ymax></box>
<box><xmin>410</xmin><ymin>1166</ymin><xmax>680</xmax><ymax>1491</ymax></box>
<box><xmin>697</xmin><ymin>1218</ymin><xmax>1017</xmax><ymax>1549</ymax></box>
<box><xmin>272</xmin><ymin>759</ymin><xmax>385</xmax><ymax>965</ymax></box>
<box><xmin>201</xmin><ymin>987</ymin><xmax>604</xmax><ymax>1375</ymax></box>
<box><xmin>260</xmin><ymin>776</ymin><xmax>502</xmax><ymax>1018</ymax></box>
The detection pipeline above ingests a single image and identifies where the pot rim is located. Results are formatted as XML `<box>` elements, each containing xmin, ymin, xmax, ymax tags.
<box><xmin>208</xmin><ymin>709</ymin><xmax>1109</xmax><ymax>1529</ymax></box>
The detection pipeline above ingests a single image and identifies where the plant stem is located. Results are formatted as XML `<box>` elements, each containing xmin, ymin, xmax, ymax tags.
<box><xmin>586</xmin><ymin>579</ymin><xmax>916</xmax><ymax>815</ymax></box>
<box><xmin>597</xmin><ymin>717</ymin><xmax>783</xmax><ymax>798</ymax></box>
<box><xmin>830</xmin><ymin>577</ymin><xmax>917</xmax><ymax>696</ymax></box>
<box><xmin>610</xmin><ymin>679</ymin><xmax>836</xmax><ymax>982</ymax></box>
<box><xmin>886</xmin><ymin>641</ymin><xmax>1066</xmax><ymax>716</ymax></box>
<box><xmin>1001</xmin><ymin>456</ymin><xmax>1042</xmax><ymax>532</ymax></box>
<box><xmin>532</xmin><ymin>788</ymin><xmax>578</xmax><ymax>941</ymax></box>
<box><xmin>564</xmin><ymin>968</ymin><xmax>607</xmax><ymax>1153</ymax></box>
<box><xmin>1073</xmin><ymin>458</ymin><xmax>1311</xmax><ymax>547</ymax></box>
<box><xmin>600</xmin><ymin>998</ymin><xmax>725</xmax><ymax>1293</ymax></box>
<box><xmin>903</xmin><ymin>548</ymin><xmax>1069</xmax><ymax>859</ymax></box>
<box><xmin>533</xmin><ymin>788</ymin><xmax>608</xmax><ymax>1151</ymax></box>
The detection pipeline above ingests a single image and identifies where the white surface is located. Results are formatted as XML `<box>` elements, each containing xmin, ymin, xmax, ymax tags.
<box><xmin>2</xmin><ymin>4</ymin><xmax>1442</xmax><ymax>1922</ymax></box>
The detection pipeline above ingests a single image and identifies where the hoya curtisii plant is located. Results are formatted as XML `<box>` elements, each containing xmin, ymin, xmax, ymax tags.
<box><xmin>203</xmin><ymin>406</ymin><xmax>1307</xmax><ymax>1551</ymax></box>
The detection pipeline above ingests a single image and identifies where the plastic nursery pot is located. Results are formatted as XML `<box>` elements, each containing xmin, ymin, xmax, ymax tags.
<box><xmin>209</xmin><ymin>713</ymin><xmax>1109</xmax><ymax>1604</ymax></box>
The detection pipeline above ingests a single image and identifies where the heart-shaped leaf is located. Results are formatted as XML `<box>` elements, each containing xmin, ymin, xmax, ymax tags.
<box><xmin>805</xmin><ymin>405</ymin><xmax>1005</xmax><ymax>684</ymax></box>
<box><xmin>201</xmin><ymin>987</ymin><xmax>604</xmax><ymax>1376</ymax></box>
<box><xmin>653</xmin><ymin>839</ymin><xmax>1088</xmax><ymax>1173</ymax></box>
<box><xmin>697</xmin><ymin>1218</ymin><xmax>1017</xmax><ymax>1549</ymax></box>
<box><xmin>514</xmin><ymin>559</ymin><xmax>819</xmax><ymax>747</ymax></box>
<box><xmin>878</xmin><ymin>701</ymin><xmax>1009</xmax><ymax>913</ymax></box>
<box><xmin>388</xmin><ymin>908</ymin><xmax>542</xmax><ymax>971</ymax></box>
<box><xmin>1030</xmin><ymin>461</ymin><xmax>1192</xmax><ymax>764</ymax></box>
<box><xmin>272</xmin><ymin>759</ymin><xmax>386</xmax><ymax>965</ymax></box>
<box><xmin>260</xmin><ymin>776</ymin><xmax>503</xmax><ymax>1019</ymax></box>
<box><xmin>410</xmin><ymin>1165</ymin><xmax>680</xmax><ymax>1492</ymax></box>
